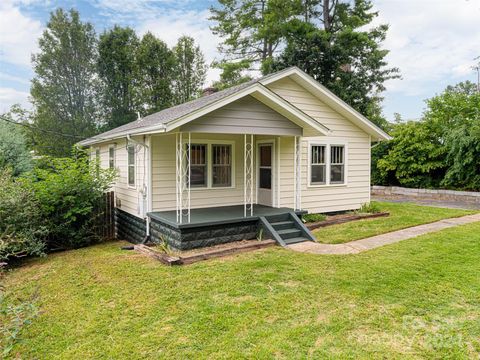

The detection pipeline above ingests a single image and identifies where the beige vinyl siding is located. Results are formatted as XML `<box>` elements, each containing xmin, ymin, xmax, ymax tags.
<box><xmin>181</xmin><ymin>95</ymin><xmax>302</xmax><ymax>136</ymax></box>
<box><xmin>269</xmin><ymin>77</ymin><xmax>371</xmax><ymax>213</ymax></box>
<box><xmin>94</xmin><ymin>137</ymin><xmax>146</xmax><ymax>217</ymax></box>
<box><xmin>151</xmin><ymin>133</ymin><xmax>255</xmax><ymax>211</ymax></box>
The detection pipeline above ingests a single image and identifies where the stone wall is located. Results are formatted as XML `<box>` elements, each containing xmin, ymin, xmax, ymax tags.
<box><xmin>115</xmin><ymin>208</ymin><xmax>146</xmax><ymax>243</ymax></box>
<box><xmin>115</xmin><ymin>208</ymin><xmax>258</xmax><ymax>250</ymax></box>
<box><xmin>372</xmin><ymin>186</ymin><xmax>480</xmax><ymax>203</ymax></box>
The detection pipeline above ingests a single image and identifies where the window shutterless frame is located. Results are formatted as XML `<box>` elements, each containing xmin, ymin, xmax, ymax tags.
<box><xmin>184</xmin><ymin>139</ymin><xmax>236</xmax><ymax>190</ymax></box>
<box><xmin>307</xmin><ymin>141</ymin><xmax>348</xmax><ymax>187</ymax></box>
<box><xmin>108</xmin><ymin>145</ymin><xmax>115</xmax><ymax>169</ymax></box>
<box><xmin>127</xmin><ymin>144</ymin><xmax>136</xmax><ymax>188</ymax></box>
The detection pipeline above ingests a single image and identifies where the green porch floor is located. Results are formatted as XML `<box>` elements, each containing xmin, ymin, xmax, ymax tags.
<box><xmin>148</xmin><ymin>204</ymin><xmax>305</xmax><ymax>229</ymax></box>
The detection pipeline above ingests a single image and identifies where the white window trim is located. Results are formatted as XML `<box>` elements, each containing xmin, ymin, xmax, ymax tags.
<box><xmin>127</xmin><ymin>144</ymin><xmax>136</xmax><ymax>189</ymax></box>
<box><xmin>307</xmin><ymin>140</ymin><xmax>348</xmax><ymax>188</ymax></box>
<box><xmin>184</xmin><ymin>139</ymin><xmax>236</xmax><ymax>190</ymax></box>
<box><xmin>108</xmin><ymin>144</ymin><xmax>116</xmax><ymax>169</ymax></box>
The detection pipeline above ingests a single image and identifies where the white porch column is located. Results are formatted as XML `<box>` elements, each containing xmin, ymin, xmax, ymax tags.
<box><xmin>244</xmin><ymin>134</ymin><xmax>254</xmax><ymax>217</ymax></box>
<box><xmin>294</xmin><ymin>136</ymin><xmax>302</xmax><ymax>211</ymax></box>
<box><xmin>176</xmin><ymin>132</ymin><xmax>191</xmax><ymax>223</ymax></box>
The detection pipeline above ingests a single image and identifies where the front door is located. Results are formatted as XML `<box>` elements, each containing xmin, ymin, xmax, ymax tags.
<box><xmin>257</xmin><ymin>143</ymin><xmax>273</xmax><ymax>206</ymax></box>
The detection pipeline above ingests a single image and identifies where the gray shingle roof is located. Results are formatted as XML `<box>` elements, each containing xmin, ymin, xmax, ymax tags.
<box><xmin>81</xmin><ymin>77</ymin><xmax>260</xmax><ymax>144</ymax></box>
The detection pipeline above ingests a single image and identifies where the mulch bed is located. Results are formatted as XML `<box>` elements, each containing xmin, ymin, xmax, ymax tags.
<box><xmin>306</xmin><ymin>212</ymin><xmax>390</xmax><ymax>231</ymax></box>
<box><xmin>134</xmin><ymin>239</ymin><xmax>276</xmax><ymax>266</ymax></box>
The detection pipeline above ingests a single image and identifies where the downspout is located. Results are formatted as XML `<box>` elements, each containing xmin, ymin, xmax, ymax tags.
<box><xmin>126</xmin><ymin>134</ymin><xmax>151</xmax><ymax>244</ymax></box>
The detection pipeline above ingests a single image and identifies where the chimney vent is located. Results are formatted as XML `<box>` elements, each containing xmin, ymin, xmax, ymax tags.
<box><xmin>202</xmin><ymin>87</ymin><xmax>218</xmax><ymax>96</ymax></box>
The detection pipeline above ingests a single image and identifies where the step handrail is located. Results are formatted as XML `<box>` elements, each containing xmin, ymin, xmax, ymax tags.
<box><xmin>288</xmin><ymin>212</ymin><xmax>317</xmax><ymax>242</ymax></box>
<box><xmin>258</xmin><ymin>216</ymin><xmax>287</xmax><ymax>247</ymax></box>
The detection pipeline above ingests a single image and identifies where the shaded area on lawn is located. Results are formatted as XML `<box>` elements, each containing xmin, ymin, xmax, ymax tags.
<box><xmin>314</xmin><ymin>201</ymin><xmax>476</xmax><ymax>244</ymax></box>
<box><xmin>3</xmin><ymin>222</ymin><xmax>480</xmax><ymax>358</ymax></box>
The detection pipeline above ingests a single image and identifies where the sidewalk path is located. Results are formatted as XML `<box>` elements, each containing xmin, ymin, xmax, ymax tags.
<box><xmin>288</xmin><ymin>213</ymin><xmax>480</xmax><ymax>255</ymax></box>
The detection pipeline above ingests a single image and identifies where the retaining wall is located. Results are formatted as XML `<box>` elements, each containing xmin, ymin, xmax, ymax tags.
<box><xmin>372</xmin><ymin>186</ymin><xmax>480</xmax><ymax>203</ymax></box>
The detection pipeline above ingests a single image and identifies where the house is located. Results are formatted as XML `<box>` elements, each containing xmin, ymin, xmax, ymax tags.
<box><xmin>79</xmin><ymin>67</ymin><xmax>391</xmax><ymax>250</ymax></box>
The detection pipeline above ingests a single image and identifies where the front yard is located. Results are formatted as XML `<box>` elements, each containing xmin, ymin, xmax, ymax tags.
<box><xmin>3</xmin><ymin>202</ymin><xmax>480</xmax><ymax>358</ymax></box>
<box><xmin>313</xmin><ymin>201</ymin><xmax>475</xmax><ymax>244</ymax></box>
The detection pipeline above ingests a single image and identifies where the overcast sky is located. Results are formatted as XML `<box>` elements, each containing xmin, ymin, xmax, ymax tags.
<box><xmin>1</xmin><ymin>0</ymin><xmax>479</xmax><ymax>121</ymax></box>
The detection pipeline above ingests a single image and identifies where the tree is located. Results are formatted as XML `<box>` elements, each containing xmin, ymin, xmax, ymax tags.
<box><xmin>375</xmin><ymin>81</ymin><xmax>480</xmax><ymax>190</ymax></box>
<box><xmin>0</xmin><ymin>106</ymin><xmax>33</xmax><ymax>176</ymax></box>
<box><xmin>269</xmin><ymin>0</ymin><xmax>399</xmax><ymax>128</ymax></box>
<box><xmin>172</xmin><ymin>36</ymin><xmax>207</xmax><ymax>104</ymax></box>
<box><xmin>30</xmin><ymin>8</ymin><xmax>99</xmax><ymax>157</ymax></box>
<box><xmin>98</xmin><ymin>26</ymin><xmax>139</xmax><ymax>130</ymax></box>
<box><xmin>136</xmin><ymin>32</ymin><xmax>176</xmax><ymax>114</ymax></box>
<box><xmin>211</xmin><ymin>60</ymin><xmax>253</xmax><ymax>89</ymax></box>
<box><xmin>210</xmin><ymin>0</ymin><xmax>299</xmax><ymax>76</ymax></box>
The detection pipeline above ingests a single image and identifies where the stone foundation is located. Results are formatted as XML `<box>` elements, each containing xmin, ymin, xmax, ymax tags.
<box><xmin>115</xmin><ymin>208</ymin><xmax>258</xmax><ymax>250</ymax></box>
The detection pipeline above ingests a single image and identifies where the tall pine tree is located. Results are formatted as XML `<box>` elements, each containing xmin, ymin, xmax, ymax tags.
<box><xmin>30</xmin><ymin>9</ymin><xmax>99</xmax><ymax>156</ymax></box>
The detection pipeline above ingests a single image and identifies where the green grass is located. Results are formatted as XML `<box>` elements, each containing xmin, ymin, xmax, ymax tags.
<box><xmin>314</xmin><ymin>201</ymin><xmax>476</xmax><ymax>244</ymax></box>
<box><xmin>3</xmin><ymin>221</ymin><xmax>480</xmax><ymax>359</ymax></box>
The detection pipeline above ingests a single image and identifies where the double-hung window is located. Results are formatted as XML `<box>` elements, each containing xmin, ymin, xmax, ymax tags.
<box><xmin>187</xmin><ymin>142</ymin><xmax>234</xmax><ymax>188</ymax></box>
<box><xmin>310</xmin><ymin>145</ymin><xmax>326</xmax><ymax>185</ymax></box>
<box><xmin>309</xmin><ymin>143</ymin><xmax>346</xmax><ymax>186</ymax></box>
<box><xmin>189</xmin><ymin>144</ymin><xmax>207</xmax><ymax>187</ymax></box>
<box><xmin>127</xmin><ymin>145</ymin><xmax>135</xmax><ymax>187</ymax></box>
<box><xmin>330</xmin><ymin>145</ymin><xmax>345</xmax><ymax>184</ymax></box>
<box><xmin>212</xmin><ymin>144</ymin><xmax>232</xmax><ymax>187</ymax></box>
<box><xmin>109</xmin><ymin>145</ymin><xmax>115</xmax><ymax>169</ymax></box>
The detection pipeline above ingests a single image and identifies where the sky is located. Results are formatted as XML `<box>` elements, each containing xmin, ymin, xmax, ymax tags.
<box><xmin>0</xmin><ymin>0</ymin><xmax>479</xmax><ymax>121</ymax></box>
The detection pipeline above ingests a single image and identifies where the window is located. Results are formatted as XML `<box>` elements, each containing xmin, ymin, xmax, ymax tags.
<box><xmin>188</xmin><ymin>144</ymin><xmax>207</xmax><ymax>187</ymax></box>
<box><xmin>330</xmin><ymin>145</ymin><xmax>345</xmax><ymax>184</ymax></box>
<box><xmin>309</xmin><ymin>143</ymin><xmax>346</xmax><ymax>186</ymax></box>
<box><xmin>212</xmin><ymin>144</ymin><xmax>232</xmax><ymax>187</ymax></box>
<box><xmin>95</xmin><ymin>148</ymin><xmax>100</xmax><ymax>175</ymax></box>
<box><xmin>109</xmin><ymin>146</ymin><xmax>115</xmax><ymax>169</ymax></box>
<box><xmin>310</xmin><ymin>145</ymin><xmax>326</xmax><ymax>185</ymax></box>
<box><xmin>127</xmin><ymin>145</ymin><xmax>135</xmax><ymax>186</ymax></box>
<box><xmin>186</xmin><ymin>142</ymin><xmax>234</xmax><ymax>188</ymax></box>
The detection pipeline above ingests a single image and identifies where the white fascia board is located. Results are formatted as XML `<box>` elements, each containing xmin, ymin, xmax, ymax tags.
<box><xmin>260</xmin><ymin>67</ymin><xmax>392</xmax><ymax>141</ymax></box>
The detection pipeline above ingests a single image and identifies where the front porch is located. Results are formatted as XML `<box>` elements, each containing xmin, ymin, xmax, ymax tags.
<box><xmin>148</xmin><ymin>204</ymin><xmax>305</xmax><ymax>229</ymax></box>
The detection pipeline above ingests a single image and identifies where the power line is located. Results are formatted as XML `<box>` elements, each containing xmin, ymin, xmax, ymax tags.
<box><xmin>0</xmin><ymin>115</ymin><xmax>108</xmax><ymax>142</ymax></box>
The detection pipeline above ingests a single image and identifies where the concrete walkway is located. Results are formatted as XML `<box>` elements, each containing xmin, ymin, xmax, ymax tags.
<box><xmin>288</xmin><ymin>213</ymin><xmax>480</xmax><ymax>255</ymax></box>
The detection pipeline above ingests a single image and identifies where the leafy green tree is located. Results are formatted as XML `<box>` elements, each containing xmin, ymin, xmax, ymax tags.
<box><xmin>136</xmin><ymin>32</ymin><xmax>176</xmax><ymax>114</ymax></box>
<box><xmin>376</xmin><ymin>121</ymin><xmax>446</xmax><ymax>188</ymax></box>
<box><xmin>375</xmin><ymin>81</ymin><xmax>480</xmax><ymax>190</ymax></box>
<box><xmin>269</xmin><ymin>0</ymin><xmax>399</xmax><ymax>128</ymax></box>
<box><xmin>30</xmin><ymin>8</ymin><xmax>99</xmax><ymax>157</ymax></box>
<box><xmin>98</xmin><ymin>26</ymin><xmax>139</xmax><ymax>129</ymax></box>
<box><xmin>0</xmin><ymin>106</ymin><xmax>33</xmax><ymax>176</ymax></box>
<box><xmin>172</xmin><ymin>36</ymin><xmax>207</xmax><ymax>104</ymax></box>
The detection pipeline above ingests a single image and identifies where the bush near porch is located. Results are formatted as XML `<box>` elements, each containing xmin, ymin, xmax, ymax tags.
<box><xmin>2</xmin><ymin>219</ymin><xmax>480</xmax><ymax>358</ymax></box>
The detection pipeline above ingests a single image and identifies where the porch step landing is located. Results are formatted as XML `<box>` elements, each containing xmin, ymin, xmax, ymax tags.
<box><xmin>260</xmin><ymin>212</ymin><xmax>316</xmax><ymax>246</ymax></box>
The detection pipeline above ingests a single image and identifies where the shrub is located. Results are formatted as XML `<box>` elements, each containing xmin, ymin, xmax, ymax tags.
<box><xmin>357</xmin><ymin>202</ymin><xmax>382</xmax><ymax>214</ymax></box>
<box><xmin>24</xmin><ymin>151</ymin><xmax>116</xmax><ymax>250</ymax></box>
<box><xmin>0</xmin><ymin>170</ymin><xmax>46</xmax><ymax>262</ymax></box>
<box><xmin>302</xmin><ymin>213</ymin><xmax>327</xmax><ymax>223</ymax></box>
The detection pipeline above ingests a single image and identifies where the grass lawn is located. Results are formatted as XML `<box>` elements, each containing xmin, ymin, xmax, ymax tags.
<box><xmin>314</xmin><ymin>201</ymin><xmax>476</xmax><ymax>244</ymax></box>
<box><xmin>3</xmin><ymin>221</ymin><xmax>480</xmax><ymax>359</ymax></box>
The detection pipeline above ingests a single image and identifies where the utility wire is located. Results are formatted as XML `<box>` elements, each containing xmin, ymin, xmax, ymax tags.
<box><xmin>0</xmin><ymin>115</ymin><xmax>109</xmax><ymax>141</ymax></box>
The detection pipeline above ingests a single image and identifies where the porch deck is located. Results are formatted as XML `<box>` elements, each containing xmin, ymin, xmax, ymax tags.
<box><xmin>148</xmin><ymin>204</ymin><xmax>306</xmax><ymax>229</ymax></box>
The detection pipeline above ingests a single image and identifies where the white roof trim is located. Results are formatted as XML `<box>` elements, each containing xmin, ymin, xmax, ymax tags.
<box><xmin>259</xmin><ymin>67</ymin><xmax>392</xmax><ymax>141</ymax></box>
